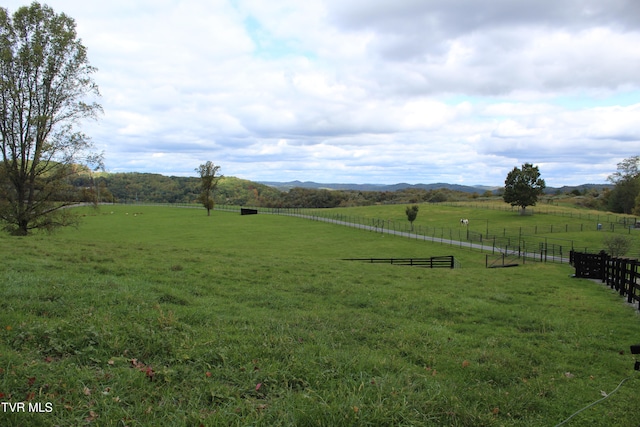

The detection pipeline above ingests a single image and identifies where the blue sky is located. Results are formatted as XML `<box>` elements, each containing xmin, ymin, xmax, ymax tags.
<box><xmin>4</xmin><ymin>0</ymin><xmax>640</xmax><ymax>186</ymax></box>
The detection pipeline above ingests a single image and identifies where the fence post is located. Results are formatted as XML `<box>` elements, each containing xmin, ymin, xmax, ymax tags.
<box><xmin>618</xmin><ymin>258</ymin><xmax>626</xmax><ymax>296</ymax></box>
<box><xmin>631</xmin><ymin>260</ymin><xmax>640</xmax><ymax>308</ymax></box>
<box><xmin>624</xmin><ymin>259</ymin><xmax>632</xmax><ymax>301</ymax></box>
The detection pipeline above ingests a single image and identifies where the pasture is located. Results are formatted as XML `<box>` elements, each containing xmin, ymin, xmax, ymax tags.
<box><xmin>1</xmin><ymin>204</ymin><xmax>639</xmax><ymax>426</ymax></box>
<box><xmin>301</xmin><ymin>202</ymin><xmax>640</xmax><ymax>257</ymax></box>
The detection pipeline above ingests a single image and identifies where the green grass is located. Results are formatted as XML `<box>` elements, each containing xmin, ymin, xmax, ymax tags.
<box><xmin>302</xmin><ymin>203</ymin><xmax>640</xmax><ymax>257</ymax></box>
<box><xmin>1</xmin><ymin>205</ymin><xmax>639</xmax><ymax>426</ymax></box>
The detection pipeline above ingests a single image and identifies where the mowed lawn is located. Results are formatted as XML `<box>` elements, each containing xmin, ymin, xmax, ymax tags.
<box><xmin>1</xmin><ymin>205</ymin><xmax>639</xmax><ymax>426</ymax></box>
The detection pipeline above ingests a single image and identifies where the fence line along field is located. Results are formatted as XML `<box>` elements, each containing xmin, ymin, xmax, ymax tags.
<box><xmin>1</xmin><ymin>204</ymin><xmax>639</xmax><ymax>426</ymax></box>
<box><xmin>212</xmin><ymin>201</ymin><xmax>639</xmax><ymax>262</ymax></box>
<box><xmin>287</xmin><ymin>202</ymin><xmax>640</xmax><ymax>258</ymax></box>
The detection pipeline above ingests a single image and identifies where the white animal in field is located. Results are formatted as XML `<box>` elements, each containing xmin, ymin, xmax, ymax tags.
<box><xmin>460</xmin><ymin>218</ymin><xmax>469</xmax><ymax>226</ymax></box>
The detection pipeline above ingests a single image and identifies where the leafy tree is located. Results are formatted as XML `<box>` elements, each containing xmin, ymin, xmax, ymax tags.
<box><xmin>405</xmin><ymin>205</ymin><xmax>419</xmax><ymax>230</ymax></box>
<box><xmin>503</xmin><ymin>163</ymin><xmax>546</xmax><ymax>214</ymax></box>
<box><xmin>606</xmin><ymin>155</ymin><xmax>640</xmax><ymax>214</ymax></box>
<box><xmin>602</xmin><ymin>234</ymin><xmax>633</xmax><ymax>257</ymax></box>
<box><xmin>0</xmin><ymin>3</ymin><xmax>101</xmax><ymax>235</ymax></box>
<box><xmin>196</xmin><ymin>161</ymin><xmax>222</xmax><ymax>216</ymax></box>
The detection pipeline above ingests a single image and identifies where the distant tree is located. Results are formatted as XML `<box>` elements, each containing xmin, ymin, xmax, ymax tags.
<box><xmin>279</xmin><ymin>188</ymin><xmax>346</xmax><ymax>208</ymax></box>
<box><xmin>196</xmin><ymin>161</ymin><xmax>222</xmax><ymax>216</ymax></box>
<box><xmin>634</xmin><ymin>193</ymin><xmax>640</xmax><ymax>216</ymax></box>
<box><xmin>0</xmin><ymin>3</ymin><xmax>102</xmax><ymax>235</ymax></box>
<box><xmin>603</xmin><ymin>234</ymin><xmax>633</xmax><ymax>257</ymax></box>
<box><xmin>405</xmin><ymin>205</ymin><xmax>419</xmax><ymax>231</ymax></box>
<box><xmin>606</xmin><ymin>155</ymin><xmax>640</xmax><ymax>214</ymax></box>
<box><xmin>503</xmin><ymin>163</ymin><xmax>546</xmax><ymax>214</ymax></box>
<box><xmin>426</xmin><ymin>190</ymin><xmax>448</xmax><ymax>203</ymax></box>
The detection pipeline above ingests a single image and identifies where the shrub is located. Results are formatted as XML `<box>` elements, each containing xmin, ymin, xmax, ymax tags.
<box><xmin>603</xmin><ymin>234</ymin><xmax>633</xmax><ymax>257</ymax></box>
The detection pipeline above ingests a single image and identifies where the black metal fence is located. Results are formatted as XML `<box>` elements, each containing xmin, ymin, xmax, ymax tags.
<box><xmin>344</xmin><ymin>256</ymin><xmax>459</xmax><ymax>269</ymax></box>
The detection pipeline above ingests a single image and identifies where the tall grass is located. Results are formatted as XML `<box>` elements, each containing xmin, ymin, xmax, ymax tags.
<box><xmin>0</xmin><ymin>205</ymin><xmax>638</xmax><ymax>426</ymax></box>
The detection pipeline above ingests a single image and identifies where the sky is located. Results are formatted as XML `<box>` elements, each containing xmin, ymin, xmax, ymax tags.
<box><xmin>4</xmin><ymin>0</ymin><xmax>640</xmax><ymax>186</ymax></box>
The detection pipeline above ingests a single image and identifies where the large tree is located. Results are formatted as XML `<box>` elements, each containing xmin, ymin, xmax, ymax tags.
<box><xmin>503</xmin><ymin>163</ymin><xmax>546</xmax><ymax>214</ymax></box>
<box><xmin>196</xmin><ymin>161</ymin><xmax>222</xmax><ymax>216</ymax></box>
<box><xmin>0</xmin><ymin>2</ymin><xmax>101</xmax><ymax>235</ymax></box>
<box><xmin>606</xmin><ymin>155</ymin><xmax>640</xmax><ymax>214</ymax></box>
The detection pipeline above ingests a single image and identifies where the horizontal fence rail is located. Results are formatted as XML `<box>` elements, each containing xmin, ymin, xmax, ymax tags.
<box><xmin>570</xmin><ymin>250</ymin><xmax>640</xmax><ymax>310</ymax></box>
<box><xmin>344</xmin><ymin>256</ymin><xmax>459</xmax><ymax>269</ymax></box>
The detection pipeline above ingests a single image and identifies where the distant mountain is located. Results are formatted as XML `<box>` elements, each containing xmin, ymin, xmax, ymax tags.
<box><xmin>258</xmin><ymin>180</ymin><xmax>498</xmax><ymax>193</ymax></box>
<box><xmin>258</xmin><ymin>180</ymin><xmax>610</xmax><ymax>194</ymax></box>
<box><xmin>552</xmin><ymin>184</ymin><xmax>610</xmax><ymax>194</ymax></box>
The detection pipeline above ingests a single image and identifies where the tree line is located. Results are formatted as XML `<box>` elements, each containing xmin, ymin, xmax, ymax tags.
<box><xmin>606</xmin><ymin>155</ymin><xmax>640</xmax><ymax>215</ymax></box>
<box><xmin>71</xmin><ymin>172</ymin><xmax>468</xmax><ymax>208</ymax></box>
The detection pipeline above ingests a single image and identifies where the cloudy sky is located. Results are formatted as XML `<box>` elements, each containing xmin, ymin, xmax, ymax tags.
<box><xmin>5</xmin><ymin>0</ymin><xmax>640</xmax><ymax>186</ymax></box>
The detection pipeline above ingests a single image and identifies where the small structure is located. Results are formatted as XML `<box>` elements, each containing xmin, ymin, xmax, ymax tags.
<box><xmin>241</xmin><ymin>208</ymin><xmax>258</xmax><ymax>215</ymax></box>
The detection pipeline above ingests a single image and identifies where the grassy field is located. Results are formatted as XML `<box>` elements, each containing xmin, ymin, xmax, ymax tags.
<box><xmin>298</xmin><ymin>202</ymin><xmax>640</xmax><ymax>257</ymax></box>
<box><xmin>1</xmin><ymin>204</ymin><xmax>639</xmax><ymax>426</ymax></box>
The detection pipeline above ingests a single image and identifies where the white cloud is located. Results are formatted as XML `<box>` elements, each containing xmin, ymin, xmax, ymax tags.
<box><xmin>3</xmin><ymin>0</ymin><xmax>640</xmax><ymax>185</ymax></box>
